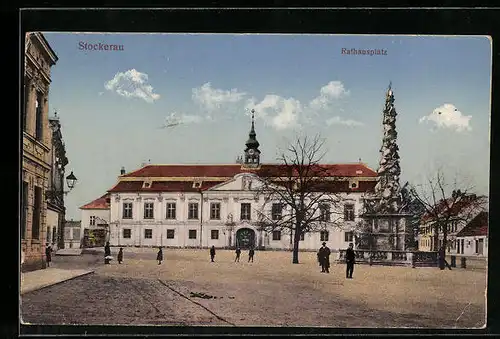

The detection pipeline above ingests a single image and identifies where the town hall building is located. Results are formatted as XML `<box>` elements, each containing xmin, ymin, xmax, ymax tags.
<box><xmin>88</xmin><ymin>110</ymin><xmax>379</xmax><ymax>252</ymax></box>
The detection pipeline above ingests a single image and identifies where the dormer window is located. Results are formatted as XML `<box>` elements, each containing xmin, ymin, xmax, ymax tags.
<box><xmin>142</xmin><ymin>181</ymin><xmax>152</xmax><ymax>189</ymax></box>
<box><xmin>351</xmin><ymin>182</ymin><xmax>358</xmax><ymax>188</ymax></box>
<box><xmin>355</xmin><ymin>170</ymin><xmax>363</xmax><ymax>175</ymax></box>
<box><xmin>193</xmin><ymin>181</ymin><xmax>202</xmax><ymax>189</ymax></box>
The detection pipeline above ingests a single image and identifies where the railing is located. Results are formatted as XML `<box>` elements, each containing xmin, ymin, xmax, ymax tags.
<box><xmin>338</xmin><ymin>250</ymin><xmax>438</xmax><ymax>267</ymax></box>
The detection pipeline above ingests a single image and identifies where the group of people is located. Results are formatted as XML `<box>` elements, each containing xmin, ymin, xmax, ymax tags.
<box><xmin>209</xmin><ymin>245</ymin><xmax>255</xmax><ymax>263</ymax></box>
<box><xmin>102</xmin><ymin>241</ymin><xmax>355</xmax><ymax>278</ymax></box>
<box><xmin>317</xmin><ymin>242</ymin><xmax>356</xmax><ymax>279</ymax></box>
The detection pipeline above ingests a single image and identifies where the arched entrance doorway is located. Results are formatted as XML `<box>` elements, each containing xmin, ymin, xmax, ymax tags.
<box><xmin>235</xmin><ymin>228</ymin><xmax>256</xmax><ymax>249</ymax></box>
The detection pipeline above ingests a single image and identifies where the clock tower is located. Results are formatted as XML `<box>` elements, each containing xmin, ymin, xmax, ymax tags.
<box><xmin>244</xmin><ymin>109</ymin><xmax>261</xmax><ymax>167</ymax></box>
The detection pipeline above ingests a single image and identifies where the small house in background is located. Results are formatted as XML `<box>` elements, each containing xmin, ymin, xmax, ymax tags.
<box><xmin>456</xmin><ymin>211</ymin><xmax>488</xmax><ymax>257</ymax></box>
<box><xmin>63</xmin><ymin>219</ymin><xmax>81</xmax><ymax>249</ymax></box>
<box><xmin>79</xmin><ymin>193</ymin><xmax>110</xmax><ymax>248</ymax></box>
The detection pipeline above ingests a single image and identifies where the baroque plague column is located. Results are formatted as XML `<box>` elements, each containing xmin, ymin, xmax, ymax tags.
<box><xmin>22</xmin><ymin>33</ymin><xmax>58</xmax><ymax>272</ymax></box>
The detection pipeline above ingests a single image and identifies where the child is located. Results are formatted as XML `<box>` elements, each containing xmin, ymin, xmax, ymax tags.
<box><xmin>117</xmin><ymin>247</ymin><xmax>123</xmax><ymax>264</ymax></box>
<box><xmin>157</xmin><ymin>247</ymin><xmax>163</xmax><ymax>265</ymax></box>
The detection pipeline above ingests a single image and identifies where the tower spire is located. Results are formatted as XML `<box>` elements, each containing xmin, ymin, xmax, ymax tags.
<box><xmin>243</xmin><ymin>109</ymin><xmax>261</xmax><ymax>166</ymax></box>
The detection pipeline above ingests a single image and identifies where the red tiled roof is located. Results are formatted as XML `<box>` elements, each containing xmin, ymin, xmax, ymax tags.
<box><xmin>108</xmin><ymin>179</ymin><xmax>376</xmax><ymax>193</ymax></box>
<box><xmin>456</xmin><ymin>211</ymin><xmax>488</xmax><ymax>237</ymax></box>
<box><xmin>121</xmin><ymin>163</ymin><xmax>378</xmax><ymax>178</ymax></box>
<box><xmin>421</xmin><ymin>195</ymin><xmax>486</xmax><ymax>222</ymax></box>
<box><xmin>108</xmin><ymin>181</ymin><xmax>225</xmax><ymax>193</ymax></box>
<box><xmin>80</xmin><ymin>193</ymin><xmax>111</xmax><ymax>210</ymax></box>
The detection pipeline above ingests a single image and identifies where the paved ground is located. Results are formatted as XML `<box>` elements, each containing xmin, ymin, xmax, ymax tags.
<box><xmin>20</xmin><ymin>248</ymin><xmax>487</xmax><ymax>328</ymax></box>
<box><xmin>21</xmin><ymin>268</ymin><xmax>93</xmax><ymax>294</ymax></box>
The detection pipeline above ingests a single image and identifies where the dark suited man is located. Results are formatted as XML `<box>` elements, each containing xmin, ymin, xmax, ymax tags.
<box><xmin>345</xmin><ymin>242</ymin><xmax>355</xmax><ymax>279</ymax></box>
<box><xmin>318</xmin><ymin>242</ymin><xmax>331</xmax><ymax>273</ymax></box>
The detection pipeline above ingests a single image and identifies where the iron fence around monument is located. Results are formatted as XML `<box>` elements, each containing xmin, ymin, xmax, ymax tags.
<box><xmin>338</xmin><ymin>249</ymin><xmax>438</xmax><ymax>267</ymax></box>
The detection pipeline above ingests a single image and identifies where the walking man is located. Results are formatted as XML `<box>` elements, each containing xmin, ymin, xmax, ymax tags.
<box><xmin>345</xmin><ymin>242</ymin><xmax>355</xmax><ymax>279</ymax></box>
<box><xmin>318</xmin><ymin>242</ymin><xmax>331</xmax><ymax>273</ymax></box>
<box><xmin>157</xmin><ymin>246</ymin><xmax>163</xmax><ymax>265</ymax></box>
<box><xmin>248</xmin><ymin>248</ymin><xmax>255</xmax><ymax>262</ymax></box>
<box><xmin>117</xmin><ymin>247</ymin><xmax>124</xmax><ymax>264</ymax></box>
<box><xmin>210</xmin><ymin>245</ymin><xmax>216</xmax><ymax>262</ymax></box>
<box><xmin>45</xmin><ymin>243</ymin><xmax>52</xmax><ymax>267</ymax></box>
<box><xmin>235</xmin><ymin>247</ymin><xmax>241</xmax><ymax>262</ymax></box>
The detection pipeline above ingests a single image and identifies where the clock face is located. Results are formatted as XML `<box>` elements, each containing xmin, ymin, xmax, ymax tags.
<box><xmin>248</xmin><ymin>149</ymin><xmax>255</xmax><ymax>155</ymax></box>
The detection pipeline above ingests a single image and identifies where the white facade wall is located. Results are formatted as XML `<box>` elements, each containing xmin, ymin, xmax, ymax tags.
<box><xmin>457</xmin><ymin>235</ymin><xmax>488</xmax><ymax>257</ymax></box>
<box><xmin>108</xmin><ymin>174</ymin><xmax>367</xmax><ymax>251</ymax></box>
<box><xmin>80</xmin><ymin>208</ymin><xmax>111</xmax><ymax>243</ymax></box>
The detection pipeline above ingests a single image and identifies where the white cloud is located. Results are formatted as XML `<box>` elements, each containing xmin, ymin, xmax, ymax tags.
<box><xmin>419</xmin><ymin>104</ymin><xmax>472</xmax><ymax>132</ymax></box>
<box><xmin>161</xmin><ymin>112</ymin><xmax>204</xmax><ymax>128</ymax></box>
<box><xmin>245</xmin><ymin>95</ymin><xmax>302</xmax><ymax>130</ymax></box>
<box><xmin>309</xmin><ymin>81</ymin><xmax>349</xmax><ymax>110</ymax></box>
<box><xmin>105</xmin><ymin>69</ymin><xmax>160</xmax><ymax>103</ymax></box>
<box><xmin>326</xmin><ymin>116</ymin><xmax>363</xmax><ymax>127</ymax></box>
<box><xmin>192</xmin><ymin>82</ymin><xmax>246</xmax><ymax>111</ymax></box>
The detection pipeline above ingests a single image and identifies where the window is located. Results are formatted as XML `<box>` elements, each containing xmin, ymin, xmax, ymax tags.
<box><xmin>319</xmin><ymin>204</ymin><xmax>330</xmax><ymax>222</ymax></box>
<box><xmin>300</xmin><ymin>233</ymin><xmax>305</xmax><ymax>241</ymax></box>
<box><xmin>475</xmin><ymin>240</ymin><xmax>479</xmax><ymax>253</ymax></box>
<box><xmin>210</xmin><ymin>202</ymin><xmax>221</xmax><ymax>220</ymax></box>
<box><xmin>90</xmin><ymin>216</ymin><xmax>96</xmax><ymax>226</ymax></box>
<box><xmin>166</xmin><ymin>229</ymin><xmax>175</xmax><ymax>239</ymax></box>
<box><xmin>123</xmin><ymin>229</ymin><xmax>131</xmax><ymax>239</ymax></box>
<box><xmin>344</xmin><ymin>204</ymin><xmax>355</xmax><ymax>221</ymax></box>
<box><xmin>272</xmin><ymin>230</ymin><xmax>281</xmax><ymax>241</ymax></box>
<box><xmin>211</xmin><ymin>230</ymin><xmax>219</xmax><ymax>240</ymax></box>
<box><xmin>144</xmin><ymin>229</ymin><xmax>153</xmax><ymax>239</ymax></box>
<box><xmin>32</xmin><ymin>186</ymin><xmax>42</xmax><ymax>240</ymax></box>
<box><xmin>73</xmin><ymin>228</ymin><xmax>81</xmax><ymax>240</ymax></box>
<box><xmin>46</xmin><ymin>227</ymin><xmax>51</xmax><ymax>242</ymax></box>
<box><xmin>189</xmin><ymin>229</ymin><xmax>197</xmax><ymax>239</ymax></box>
<box><xmin>123</xmin><ymin>202</ymin><xmax>133</xmax><ymax>219</ymax></box>
<box><xmin>272</xmin><ymin>203</ymin><xmax>282</xmax><ymax>220</ymax></box>
<box><xmin>35</xmin><ymin>92</ymin><xmax>43</xmax><ymax>140</ymax></box>
<box><xmin>166</xmin><ymin>203</ymin><xmax>176</xmax><ymax>219</ymax></box>
<box><xmin>188</xmin><ymin>203</ymin><xmax>199</xmax><ymax>219</ymax></box>
<box><xmin>52</xmin><ymin>227</ymin><xmax>57</xmax><ymax>244</ymax></box>
<box><xmin>144</xmin><ymin>202</ymin><xmax>154</xmax><ymax>219</ymax></box>
<box><xmin>345</xmin><ymin>231</ymin><xmax>353</xmax><ymax>242</ymax></box>
<box><xmin>320</xmin><ymin>230</ymin><xmax>329</xmax><ymax>242</ymax></box>
<box><xmin>241</xmin><ymin>203</ymin><xmax>251</xmax><ymax>220</ymax></box>
<box><xmin>21</xmin><ymin>181</ymin><xmax>28</xmax><ymax>239</ymax></box>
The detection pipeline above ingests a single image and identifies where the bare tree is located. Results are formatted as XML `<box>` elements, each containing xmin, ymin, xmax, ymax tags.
<box><xmin>255</xmin><ymin>134</ymin><xmax>346</xmax><ymax>264</ymax></box>
<box><xmin>409</xmin><ymin>169</ymin><xmax>487</xmax><ymax>254</ymax></box>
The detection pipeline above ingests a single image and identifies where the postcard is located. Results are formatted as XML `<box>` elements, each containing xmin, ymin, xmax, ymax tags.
<box><xmin>21</xmin><ymin>31</ymin><xmax>491</xmax><ymax>330</ymax></box>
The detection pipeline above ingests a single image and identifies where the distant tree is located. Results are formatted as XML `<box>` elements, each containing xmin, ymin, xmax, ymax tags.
<box><xmin>409</xmin><ymin>169</ymin><xmax>487</xmax><ymax>253</ymax></box>
<box><xmin>255</xmin><ymin>134</ymin><xmax>346</xmax><ymax>264</ymax></box>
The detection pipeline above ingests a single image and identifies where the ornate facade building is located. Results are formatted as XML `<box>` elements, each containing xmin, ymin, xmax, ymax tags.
<box><xmin>45</xmin><ymin>112</ymin><xmax>69</xmax><ymax>252</ymax></box>
<box><xmin>22</xmin><ymin>33</ymin><xmax>58</xmax><ymax>271</ymax></box>
<box><xmin>92</xmin><ymin>113</ymin><xmax>379</xmax><ymax>252</ymax></box>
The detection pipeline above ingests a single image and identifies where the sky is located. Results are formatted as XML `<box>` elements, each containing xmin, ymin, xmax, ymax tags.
<box><xmin>41</xmin><ymin>33</ymin><xmax>492</xmax><ymax>220</ymax></box>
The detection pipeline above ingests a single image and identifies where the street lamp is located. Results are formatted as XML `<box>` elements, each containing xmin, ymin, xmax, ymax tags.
<box><xmin>65</xmin><ymin>171</ymin><xmax>78</xmax><ymax>193</ymax></box>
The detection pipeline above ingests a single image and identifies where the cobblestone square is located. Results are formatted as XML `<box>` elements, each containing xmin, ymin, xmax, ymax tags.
<box><xmin>21</xmin><ymin>249</ymin><xmax>487</xmax><ymax>328</ymax></box>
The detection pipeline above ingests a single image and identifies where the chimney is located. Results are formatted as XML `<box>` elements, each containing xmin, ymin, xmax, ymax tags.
<box><xmin>120</xmin><ymin>166</ymin><xmax>125</xmax><ymax>175</ymax></box>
